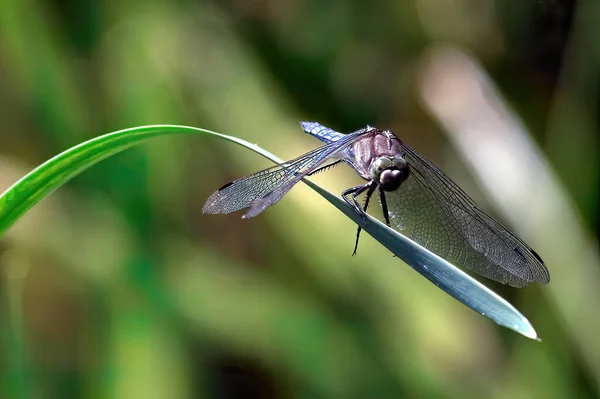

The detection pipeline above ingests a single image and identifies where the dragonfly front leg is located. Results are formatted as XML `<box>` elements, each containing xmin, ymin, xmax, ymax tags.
<box><xmin>342</xmin><ymin>181</ymin><xmax>375</xmax><ymax>221</ymax></box>
<box><xmin>352</xmin><ymin>183</ymin><xmax>377</xmax><ymax>256</ymax></box>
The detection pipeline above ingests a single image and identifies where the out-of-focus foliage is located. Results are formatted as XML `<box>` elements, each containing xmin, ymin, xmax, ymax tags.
<box><xmin>0</xmin><ymin>0</ymin><xmax>598</xmax><ymax>398</ymax></box>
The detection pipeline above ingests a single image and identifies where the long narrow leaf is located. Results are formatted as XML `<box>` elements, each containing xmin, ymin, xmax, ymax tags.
<box><xmin>0</xmin><ymin>124</ymin><xmax>538</xmax><ymax>339</ymax></box>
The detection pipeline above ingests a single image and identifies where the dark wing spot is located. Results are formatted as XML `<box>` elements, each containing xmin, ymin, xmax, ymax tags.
<box><xmin>530</xmin><ymin>249</ymin><xmax>545</xmax><ymax>265</ymax></box>
<box><xmin>515</xmin><ymin>247</ymin><xmax>545</xmax><ymax>266</ymax></box>
<box><xmin>218</xmin><ymin>181</ymin><xmax>234</xmax><ymax>191</ymax></box>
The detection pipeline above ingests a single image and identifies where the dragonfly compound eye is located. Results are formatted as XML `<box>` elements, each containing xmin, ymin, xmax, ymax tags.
<box><xmin>392</xmin><ymin>156</ymin><xmax>408</xmax><ymax>170</ymax></box>
<box><xmin>379</xmin><ymin>169</ymin><xmax>406</xmax><ymax>191</ymax></box>
<box><xmin>370</xmin><ymin>157</ymin><xmax>393</xmax><ymax>181</ymax></box>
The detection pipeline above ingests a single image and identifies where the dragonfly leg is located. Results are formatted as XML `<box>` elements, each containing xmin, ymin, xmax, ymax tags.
<box><xmin>352</xmin><ymin>183</ymin><xmax>377</xmax><ymax>256</ymax></box>
<box><xmin>342</xmin><ymin>182</ymin><xmax>375</xmax><ymax>220</ymax></box>
<box><xmin>379</xmin><ymin>187</ymin><xmax>398</xmax><ymax>258</ymax></box>
<box><xmin>379</xmin><ymin>187</ymin><xmax>391</xmax><ymax>227</ymax></box>
<box><xmin>306</xmin><ymin>160</ymin><xmax>344</xmax><ymax>176</ymax></box>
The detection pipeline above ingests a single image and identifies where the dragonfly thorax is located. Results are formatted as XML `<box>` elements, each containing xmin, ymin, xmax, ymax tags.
<box><xmin>370</xmin><ymin>156</ymin><xmax>409</xmax><ymax>191</ymax></box>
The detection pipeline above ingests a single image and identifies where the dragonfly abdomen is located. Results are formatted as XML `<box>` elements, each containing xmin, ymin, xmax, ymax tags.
<box><xmin>300</xmin><ymin>121</ymin><xmax>344</xmax><ymax>144</ymax></box>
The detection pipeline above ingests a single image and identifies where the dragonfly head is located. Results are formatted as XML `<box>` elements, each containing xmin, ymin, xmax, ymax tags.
<box><xmin>370</xmin><ymin>156</ymin><xmax>409</xmax><ymax>191</ymax></box>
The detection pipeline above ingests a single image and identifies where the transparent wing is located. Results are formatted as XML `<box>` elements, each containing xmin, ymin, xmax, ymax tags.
<box><xmin>384</xmin><ymin>143</ymin><xmax>549</xmax><ymax>288</ymax></box>
<box><xmin>202</xmin><ymin>129</ymin><xmax>365</xmax><ymax>218</ymax></box>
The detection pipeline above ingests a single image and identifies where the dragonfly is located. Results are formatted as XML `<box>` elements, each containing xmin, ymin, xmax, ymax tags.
<box><xmin>203</xmin><ymin>122</ymin><xmax>550</xmax><ymax>288</ymax></box>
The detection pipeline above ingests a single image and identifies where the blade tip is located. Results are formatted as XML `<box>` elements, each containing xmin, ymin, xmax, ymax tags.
<box><xmin>512</xmin><ymin>317</ymin><xmax>540</xmax><ymax>341</ymax></box>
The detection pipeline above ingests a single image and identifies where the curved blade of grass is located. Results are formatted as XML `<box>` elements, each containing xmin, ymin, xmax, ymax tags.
<box><xmin>0</xmin><ymin>124</ymin><xmax>538</xmax><ymax>339</ymax></box>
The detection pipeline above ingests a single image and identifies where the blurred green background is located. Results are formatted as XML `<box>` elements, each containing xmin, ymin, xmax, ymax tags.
<box><xmin>0</xmin><ymin>0</ymin><xmax>599</xmax><ymax>398</ymax></box>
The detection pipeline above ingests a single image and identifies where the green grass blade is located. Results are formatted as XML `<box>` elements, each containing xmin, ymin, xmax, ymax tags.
<box><xmin>0</xmin><ymin>125</ymin><xmax>268</xmax><ymax>235</ymax></box>
<box><xmin>0</xmin><ymin>124</ymin><xmax>538</xmax><ymax>339</ymax></box>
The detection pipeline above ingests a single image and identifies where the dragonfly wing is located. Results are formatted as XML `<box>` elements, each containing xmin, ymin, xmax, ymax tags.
<box><xmin>384</xmin><ymin>143</ymin><xmax>549</xmax><ymax>287</ymax></box>
<box><xmin>203</xmin><ymin>129</ymin><xmax>366</xmax><ymax>218</ymax></box>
